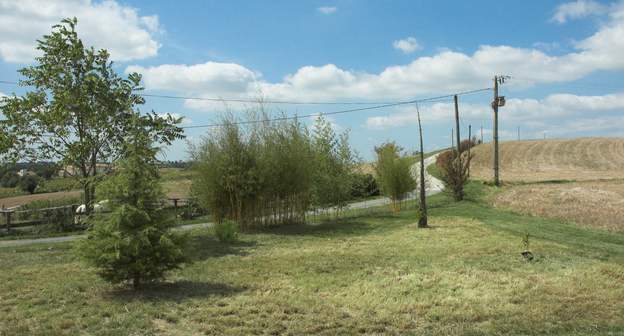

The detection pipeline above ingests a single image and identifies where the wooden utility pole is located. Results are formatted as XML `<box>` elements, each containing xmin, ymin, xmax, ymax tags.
<box><xmin>480</xmin><ymin>125</ymin><xmax>484</xmax><ymax>144</ymax></box>
<box><xmin>454</xmin><ymin>95</ymin><xmax>461</xmax><ymax>155</ymax></box>
<box><xmin>416</xmin><ymin>104</ymin><xmax>427</xmax><ymax>228</ymax></box>
<box><xmin>517</xmin><ymin>126</ymin><xmax>520</xmax><ymax>141</ymax></box>
<box><xmin>468</xmin><ymin>124</ymin><xmax>472</xmax><ymax>176</ymax></box>
<box><xmin>492</xmin><ymin>76</ymin><xmax>500</xmax><ymax>186</ymax></box>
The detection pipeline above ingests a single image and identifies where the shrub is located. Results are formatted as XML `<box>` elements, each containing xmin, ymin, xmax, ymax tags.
<box><xmin>374</xmin><ymin>142</ymin><xmax>416</xmax><ymax>212</ymax></box>
<box><xmin>350</xmin><ymin>173</ymin><xmax>380</xmax><ymax>198</ymax></box>
<box><xmin>192</xmin><ymin>113</ymin><xmax>356</xmax><ymax>230</ymax></box>
<box><xmin>0</xmin><ymin>171</ymin><xmax>20</xmax><ymax>188</ymax></box>
<box><xmin>437</xmin><ymin>149</ymin><xmax>472</xmax><ymax>201</ymax></box>
<box><xmin>214</xmin><ymin>220</ymin><xmax>239</xmax><ymax>243</ymax></box>
<box><xmin>18</xmin><ymin>175</ymin><xmax>39</xmax><ymax>194</ymax></box>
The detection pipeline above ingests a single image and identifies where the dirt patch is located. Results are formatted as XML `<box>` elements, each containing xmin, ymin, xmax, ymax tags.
<box><xmin>492</xmin><ymin>180</ymin><xmax>624</xmax><ymax>232</ymax></box>
<box><xmin>470</xmin><ymin>137</ymin><xmax>624</xmax><ymax>182</ymax></box>
<box><xmin>0</xmin><ymin>191</ymin><xmax>82</xmax><ymax>209</ymax></box>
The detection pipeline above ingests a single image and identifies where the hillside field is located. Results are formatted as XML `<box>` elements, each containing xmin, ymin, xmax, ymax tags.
<box><xmin>470</xmin><ymin>138</ymin><xmax>624</xmax><ymax>182</ymax></box>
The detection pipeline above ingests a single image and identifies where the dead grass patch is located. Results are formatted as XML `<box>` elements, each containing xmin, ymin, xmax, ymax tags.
<box><xmin>0</xmin><ymin>191</ymin><xmax>82</xmax><ymax>208</ymax></box>
<box><xmin>470</xmin><ymin>137</ymin><xmax>624</xmax><ymax>182</ymax></box>
<box><xmin>492</xmin><ymin>180</ymin><xmax>624</xmax><ymax>231</ymax></box>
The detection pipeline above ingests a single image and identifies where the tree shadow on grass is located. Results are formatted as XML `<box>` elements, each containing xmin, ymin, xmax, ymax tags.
<box><xmin>185</xmin><ymin>234</ymin><xmax>257</xmax><ymax>261</ymax></box>
<box><xmin>107</xmin><ymin>280</ymin><xmax>246</xmax><ymax>302</ymax></box>
<box><xmin>255</xmin><ymin>213</ymin><xmax>402</xmax><ymax>237</ymax></box>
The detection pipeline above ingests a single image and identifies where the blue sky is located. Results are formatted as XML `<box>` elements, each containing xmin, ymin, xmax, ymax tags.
<box><xmin>1</xmin><ymin>0</ymin><xmax>623</xmax><ymax>161</ymax></box>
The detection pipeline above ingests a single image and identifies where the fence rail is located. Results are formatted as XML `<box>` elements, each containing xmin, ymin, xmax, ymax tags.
<box><xmin>0</xmin><ymin>198</ymin><xmax>201</xmax><ymax>234</ymax></box>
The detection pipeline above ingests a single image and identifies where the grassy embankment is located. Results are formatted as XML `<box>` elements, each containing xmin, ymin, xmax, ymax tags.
<box><xmin>1</xmin><ymin>181</ymin><xmax>623</xmax><ymax>335</ymax></box>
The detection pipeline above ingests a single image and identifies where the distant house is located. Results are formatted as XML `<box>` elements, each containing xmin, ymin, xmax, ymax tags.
<box><xmin>58</xmin><ymin>163</ymin><xmax>112</xmax><ymax>177</ymax></box>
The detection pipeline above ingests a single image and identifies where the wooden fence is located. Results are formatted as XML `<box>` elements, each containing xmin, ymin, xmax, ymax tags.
<box><xmin>0</xmin><ymin>198</ymin><xmax>203</xmax><ymax>234</ymax></box>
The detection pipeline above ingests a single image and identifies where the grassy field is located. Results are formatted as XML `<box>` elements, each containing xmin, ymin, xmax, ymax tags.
<box><xmin>492</xmin><ymin>179</ymin><xmax>624</xmax><ymax>232</ymax></box>
<box><xmin>0</xmin><ymin>190</ymin><xmax>82</xmax><ymax>209</ymax></box>
<box><xmin>1</xmin><ymin>183</ymin><xmax>623</xmax><ymax>335</ymax></box>
<box><xmin>470</xmin><ymin>137</ymin><xmax>624</xmax><ymax>182</ymax></box>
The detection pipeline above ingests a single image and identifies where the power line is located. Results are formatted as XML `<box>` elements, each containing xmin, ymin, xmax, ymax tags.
<box><xmin>0</xmin><ymin>78</ymin><xmax>492</xmax><ymax>129</ymax></box>
<box><xmin>181</xmin><ymin>88</ymin><xmax>492</xmax><ymax>129</ymax></box>
<box><xmin>140</xmin><ymin>93</ymin><xmax>394</xmax><ymax>105</ymax></box>
<box><xmin>0</xmin><ymin>79</ymin><xmax>464</xmax><ymax>106</ymax></box>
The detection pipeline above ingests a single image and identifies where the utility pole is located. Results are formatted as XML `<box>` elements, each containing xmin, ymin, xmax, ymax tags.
<box><xmin>492</xmin><ymin>76</ymin><xmax>500</xmax><ymax>186</ymax></box>
<box><xmin>517</xmin><ymin>126</ymin><xmax>520</xmax><ymax>141</ymax></box>
<box><xmin>454</xmin><ymin>95</ymin><xmax>462</xmax><ymax>179</ymax></box>
<box><xmin>468</xmin><ymin>124</ymin><xmax>472</xmax><ymax>176</ymax></box>
<box><xmin>451</xmin><ymin>128</ymin><xmax>454</xmax><ymax>149</ymax></box>
<box><xmin>416</xmin><ymin>103</ymin><xmax>427</xmax><ymax>228</ymax></box>
<box><xmin>491</xmin><ymin>74</ymin><xmax>509</xmax><ymax>186</ymax></box>
<box><xmin>481</xmin><ymin>125</ymin><xmax>484</xmax><ymax>144</ymax></box>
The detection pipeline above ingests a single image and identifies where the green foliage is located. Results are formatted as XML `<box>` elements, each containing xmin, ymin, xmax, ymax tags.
<box><xmin>76</xmin><ymin>131</ymin><xmax>186</xmax><ymax>289</ymax></box>
<box><xmin>310</xmin><ymin>117</ymin><xmax>356</xmax><ymax>209</ymax></box>
<box><xmin>20</xmin><ymin>197</ymin><xmax>81</xmax><ymax>211</ymax></box>
<box><xmin>0</xmin><ymin>18</ymin><xmax>183</xmax><ymax>214</ymax></box>
<box><xmin>374</xmin><ymin>142</ymin><xmax>416</xmax><ymax>211</ymax></box>
<box><xmin>213</xmin><ymin>220</ymin><xmax>239</xmax><ymax>243</ymax></box>
<box><xmin>437</xmin><ymin>148</ymin><xmax>472</xmax><ymax>201</ymax></box>
<box><xmin>0</xmin><ymin>171</ymin><xmax>19</xmax><ymax>188</ymax></box>
<box><xmin>350</xmin><ymin>173</ymin><xmax>380</xmax><ymax>198</ymax></box>
<box><xmin>192</xmin><ymin>113</ymin><xmax>357</xmax><ymax>230</ymax></box>
<box><xmin>18</xmin><ymin>175</ymin><xmax>39</xmax><ymax>194</ymax></box>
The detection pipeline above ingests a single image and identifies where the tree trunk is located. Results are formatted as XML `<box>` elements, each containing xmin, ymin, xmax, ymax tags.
<box><xmin>416</xmin><ymin>104</ymin><xmax>428</xmax><ymax>228</ymax></box>
<box><xmin>133</xmin><ymin>274</ymin><xmax>141</xmax><ymax>290</ymax></box>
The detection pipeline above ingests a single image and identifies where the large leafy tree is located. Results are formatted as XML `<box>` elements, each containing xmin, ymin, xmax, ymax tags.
<box><xmin>0</xmin><ymin>18</ymin><xmax>183</xmax><ymax>213</ymax></box>
<box><xmin>76</xmin><ymin>124</ymin><xmax>186</xmax><ymax>289</ymax></box>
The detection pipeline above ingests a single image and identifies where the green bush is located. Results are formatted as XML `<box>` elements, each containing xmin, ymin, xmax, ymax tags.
<box><xmin>350</xmin><ymin>173</ymin><xmax>379</xmax><ymax>199</ymax></box>
<box><xmin>214</xmin><ymin>220</ymin><xmax>239</xmax><ymax>243</ymax></box>
<box><xmin>0</xmin><ymin>172</ymin><xmax>20</xmax><ymax>188</ymax></box>
<box><xmin>18</xmin><ymin>175</ymin><xmax>39</xmax><ymax>194</ymax></box>
<box><xmin>374</xmin><ymin>142</ymin><xmax>416</xmax><ymax>212</ymax></box>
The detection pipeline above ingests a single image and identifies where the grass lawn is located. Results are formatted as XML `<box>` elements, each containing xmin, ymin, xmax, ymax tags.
<box><xmin>1</xmin><ymin>183</ymin><xmax>623</xmax><ymax>335</ymax></box>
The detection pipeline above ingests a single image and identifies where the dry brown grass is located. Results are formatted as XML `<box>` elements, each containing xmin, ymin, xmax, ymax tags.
<box><xmin>492</xmin><ymin>180</ymin><xmax>624</xmax><ymax>232</ymax></box>
<box><xmin>163</xmin><ymin>179</ymin><xmax>192</xmax><ymax>199</ymax></box>
<box><xmin>470</xmin><ymin>137</ymin><xmax>624</xmax><ymax>182</ymax></box>
<box><xmin>0</xmin><ymin>191</ymin><xmax>82</xmax><ymax>208</ymax></box>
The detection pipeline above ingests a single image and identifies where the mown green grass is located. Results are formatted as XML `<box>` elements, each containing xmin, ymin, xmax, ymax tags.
<box><xmin>0</xmin><ymin>183</ymin><xmax>623</xmax><ymax>335</ymax></box>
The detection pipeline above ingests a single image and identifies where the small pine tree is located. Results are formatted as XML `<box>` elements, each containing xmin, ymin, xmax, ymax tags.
<box><xmin>76</xmin><ymin>129</ymin><xmax>186</xmax><ymax>289</ymax></box>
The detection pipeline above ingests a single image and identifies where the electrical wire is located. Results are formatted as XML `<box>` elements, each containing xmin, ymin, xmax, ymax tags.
<box><xmin>181</xmin><ymin>88</ymin><xmax>492</xmax><ymax>129</ymax></box>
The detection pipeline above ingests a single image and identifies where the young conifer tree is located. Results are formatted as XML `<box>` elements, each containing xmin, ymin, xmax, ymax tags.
<box><xmin>76</xmin><ymin>125</ymin><xmax>186</xmax><ymax>289</ymax></box>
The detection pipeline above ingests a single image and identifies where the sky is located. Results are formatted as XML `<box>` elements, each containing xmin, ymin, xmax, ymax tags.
<box><xmin>1</xmin><ymin>0</ymin><xmax>623</xmax><ymax>161</ymax></box>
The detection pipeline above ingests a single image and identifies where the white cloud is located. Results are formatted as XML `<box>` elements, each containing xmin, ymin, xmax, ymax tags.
<box><xmin>365</xmin><ymin>92</ymin><xmax>624</xmax><ymax>129</ymax></box>
<box><xmin>127</xmin><ymin>3</ymin><xmax>624</xmax><ymax>114</ymax></box>
<box><xmin>157</xmin><ymin>113</ymin><xmax>192</xmax><ymax>125</ymax></box>
<box><xmin>393</xmin><ymin>37</ymin><xmax>421</xmax><ymax>54</ymax></box>
<box><xmin>0</xmin><ymin>0</ymin><xmax>161</xmax><ymax>63</ymax></box>
<box><xmin>317</xmin><ymin>6</ymin><xmax>337</xmax><ymax>14</ymax></box>
<box><xmin>551</xmin><ymin>0</ymin><xmax>608</xmax><ymax>23</ymax></box>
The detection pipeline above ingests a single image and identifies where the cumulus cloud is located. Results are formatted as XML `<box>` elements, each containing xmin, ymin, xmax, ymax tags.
<box><xmin>393</xmin><ymin>37</ymin><xmax>421</xmax><ymax>54</ymax></box>
<box><xmin>127</xmin><ymin>3</ymin><xmax>624</xmax><ymax>116</ymax></box>
<box><xmin>0</xmin><ymin>0</ymin><xmax>161</xmax><ymax>63</ymax></box>
<box><xmin>551</xmin><ymin>0</ymin><xmax>608</xmax><ymax>23</ymax></box>
<box><xmin>317</xmin><ymin>6</ymin><xmax>337</xmax><ymax>14</ymax></box>
<box><xmin>365</xmin><ymin>92</ymin><xmax>624</xmax><ymax>129</ymax></box>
